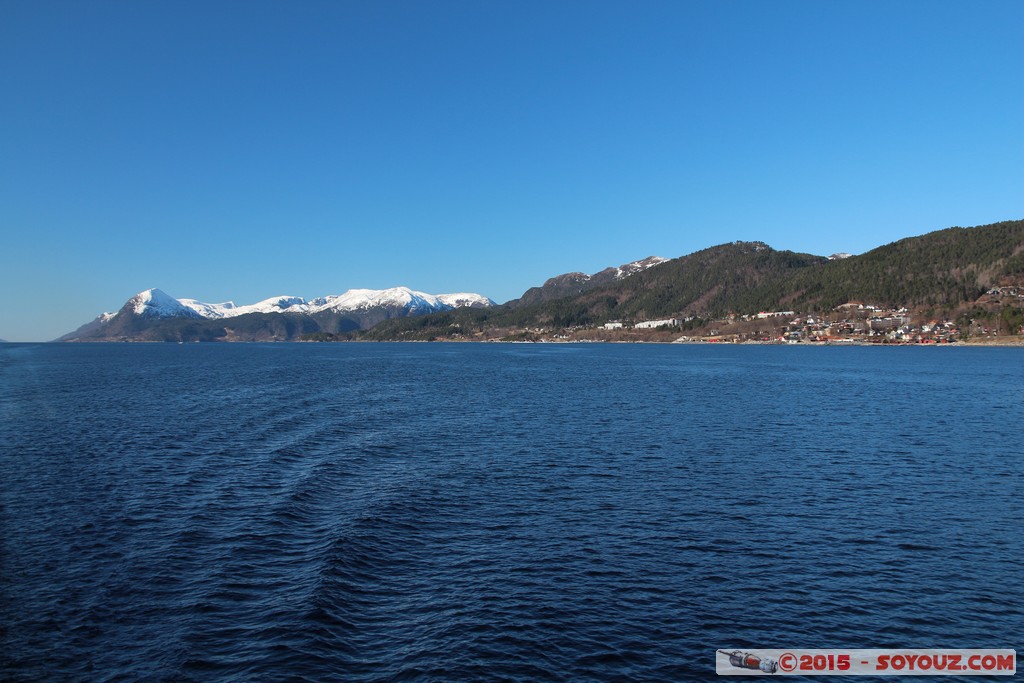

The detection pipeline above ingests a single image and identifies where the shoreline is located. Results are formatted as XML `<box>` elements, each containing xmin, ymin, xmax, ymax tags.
<box><xmin>12</xmin><ymin>336</ymin><xmax>1023</xmax><ymax>347</ymax></box>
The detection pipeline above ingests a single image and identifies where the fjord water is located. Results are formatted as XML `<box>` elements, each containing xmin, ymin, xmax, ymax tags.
<box><xmin>1</xmin><ymin>343</ymin><xmax>1021</xmax><ymax>681</ymax></box>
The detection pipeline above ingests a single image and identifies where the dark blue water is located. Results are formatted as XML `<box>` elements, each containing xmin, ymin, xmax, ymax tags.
<box><xmin>1</xmin><ymin>343</ymin><xmax>1021</xmax><ymax>681</ymax></box>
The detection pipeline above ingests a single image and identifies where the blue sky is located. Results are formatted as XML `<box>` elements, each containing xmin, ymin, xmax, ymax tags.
<box><xmin>2</xmin><ymin>0</ymin><xmax>1021</xmax><ymax>341</ymax></box>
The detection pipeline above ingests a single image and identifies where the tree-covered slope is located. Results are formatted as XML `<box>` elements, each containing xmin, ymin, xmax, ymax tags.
<box><xmin>771</xmin><ymin>219</ymin><xmax>1024</xmax><ymax>310</ymax></box>
<box><xmin>366</xmin><ymin>220</ymin><xmax>1024</xmax><ymax>339</ymax></box>
<box><xmin>366</xmin><ymin>242</ymin><xmax>826</xmax><ymax>336</ymax></box>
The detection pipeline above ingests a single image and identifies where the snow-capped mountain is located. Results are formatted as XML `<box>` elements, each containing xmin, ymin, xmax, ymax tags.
<box><xmin>104</xmin><ymin>287</ymin><xmax>494</xmax><ymax>322</ymax></box>
<box><xmin>127</xmin><ymin>288</ymin><xmax>204</xmax><ymax>319</ymax></box>
<box><xmin>178</xmin><ymin>295</ymin><xmax>309</xmax><ymax>319</ymax></box>
<box><xmin>61</xmin><ymin>286</ymin><xmax>494</xmax><ymax>341</ymax></box>
<box><xmin>436</xmin><ymin>293</ymin><xmax>493</xmax><ymax>308</ymax></box>
<box><xmin>306</xmin><ymin>288</ymin><xmax>490</xmax><ymax>314</ymax></box>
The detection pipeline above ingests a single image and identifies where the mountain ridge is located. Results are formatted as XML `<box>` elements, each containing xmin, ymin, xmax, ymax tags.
<box><xmin>365</xmin><ymin>220</ymin><xmax>1024</xmax><ymax>340</ymax></box>
<box><xmin>58</xmin><ymin>219</ymin><xmax>1024</xmax><ymax>342</ymax></box>
<box><xmin>60</xmin><ymin>286</ymin><xmax>494</xmax><ymax>342</ymax></box>
<box><xmin>507</xmin><ymin>256</ymin><xmax>668</xmax><ymax>308</ymax></box>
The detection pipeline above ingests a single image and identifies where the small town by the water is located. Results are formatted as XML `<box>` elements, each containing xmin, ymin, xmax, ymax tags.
<box><xmin>495</xmin><ymin>286</ymin><xmax>1024</xmax><ymax>345</ymax></box>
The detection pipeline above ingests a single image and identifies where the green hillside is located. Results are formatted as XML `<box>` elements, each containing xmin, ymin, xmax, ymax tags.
<box><xmin>774</xmin><ymin>220</ymin><xmax>1024</xmax><ymax>310</ymax></box>
<box><xmin>365</xmin><ymin>219</ymin><xmax>1024</xmax><ymax>340</ymax></box>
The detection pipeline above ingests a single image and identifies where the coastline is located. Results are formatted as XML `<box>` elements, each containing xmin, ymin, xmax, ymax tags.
<box><xmin>12</xmin><ymin>335</ymin><xmax>1024</xmax><ymax>346</ymax></box>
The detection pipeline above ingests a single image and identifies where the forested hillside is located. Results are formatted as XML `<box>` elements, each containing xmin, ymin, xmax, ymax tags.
<box><xmin>365</xmin><ymin>220</ymin><xmax>1024</xmax><ymax>340</ymax></box>
<box><xmin>774</xmin><ymin>220</ymin><xmax>1024</xmax><ymax>310</ymax></box>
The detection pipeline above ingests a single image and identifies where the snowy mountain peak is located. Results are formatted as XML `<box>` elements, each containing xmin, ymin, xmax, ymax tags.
<box><xmin>127</xmin><ymin>289</ymin><xmax>203</xmax><ymax>319</ymax></box>
<box><xmin>311</xmin><ymin>287</ymin><xmax>444</xmax><ymax>313</ymax></box>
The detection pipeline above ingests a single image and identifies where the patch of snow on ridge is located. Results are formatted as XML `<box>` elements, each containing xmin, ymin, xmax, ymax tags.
<box><xmin>614</xmin><ymin>256</ymin><xmax>668</xmax><ymax>279</ymax></box>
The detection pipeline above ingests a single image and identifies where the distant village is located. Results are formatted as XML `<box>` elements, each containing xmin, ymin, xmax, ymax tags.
<box><xmin>532</xmin><ymin>286</ymin><xmax>1024</xmax><ymax>345</ymax></box>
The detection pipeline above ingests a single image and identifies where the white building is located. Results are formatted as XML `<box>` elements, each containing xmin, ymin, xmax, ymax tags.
<box><xmin>634</xmin><ymin>318</ymin><xmax>681</xmax><ymax>329</ymax></box>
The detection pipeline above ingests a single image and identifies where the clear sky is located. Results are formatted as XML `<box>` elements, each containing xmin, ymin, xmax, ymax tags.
<box><xmin>1</xmin><ymin>0</ymin><xmax>1021</xmax><ymax>341</ymax></box>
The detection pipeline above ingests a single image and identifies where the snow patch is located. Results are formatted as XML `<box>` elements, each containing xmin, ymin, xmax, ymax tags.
<box><xmin>614</xmin><ymin>256</ymin><xmax>668</xmax><ymax>279</ymax></box>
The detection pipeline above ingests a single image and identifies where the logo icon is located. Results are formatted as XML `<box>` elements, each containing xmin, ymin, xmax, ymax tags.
<box><xmin>719</xmin><ymin>650</ymin><xmax>779</xmax><ymax>674</ymax></box>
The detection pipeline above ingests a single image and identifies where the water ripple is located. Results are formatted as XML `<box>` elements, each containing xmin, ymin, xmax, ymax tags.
<box><xmin>1</xmin><ymin>343</ymin><xmax>1022</xmax><ymax>681</ymax></box>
